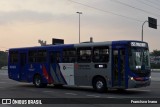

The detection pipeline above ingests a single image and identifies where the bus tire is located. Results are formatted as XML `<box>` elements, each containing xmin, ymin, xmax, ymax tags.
<box><xmin>93</xmin><ymin>77</ymin><xmax>107</xmax><ymax>93</ymax></box>
<box><xmin>33</xmin><ymin>74</ymin><xmax>46</xmax><ymax>88</ymax></box>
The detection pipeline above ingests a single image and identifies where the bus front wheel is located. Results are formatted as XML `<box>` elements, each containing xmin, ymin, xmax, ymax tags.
<box><xmin>33</xmin><ymin>75</ymin><xmax>46</xmax><ymax>88</ymax></box>
<box><xmin>93</xmin><ymin>77</ymin><xmax>107</xmax><ymax>93</ymax></box>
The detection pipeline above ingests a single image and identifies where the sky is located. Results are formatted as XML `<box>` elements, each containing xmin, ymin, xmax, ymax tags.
<box><xmin>0</xmin><ymin>0</ymin><xmax>160</xmax><ymax>51</ymax></box>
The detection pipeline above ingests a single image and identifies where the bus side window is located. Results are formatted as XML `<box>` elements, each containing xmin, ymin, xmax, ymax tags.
<box><xmin>62</xmin><ymin>48</ymin><xmax>76</xmax><ymax>63</ymax></box>
<box><xmin>50</xmin><ymin>52</ymin><xmax>61</xmax><ymax>63</ymax></box>
<box><xmin>28</xmin><ymin>50</ymin><xmax>37</xmax><ymax>63</ymax></box>
<box><xmin>50</xmin><ymin>52</ymin><xmax>54</xmax><ymax>63</ymax></box>
<box><xmin>56</xmin><ymin>53</ymin><xmax>60</xmax><ymax>63</ymax></box>
<box><xmin>10</xmin><ymin>51</ymin><xmax>18</xmax><ymax>64</ymax></box>
<box><xmin>93</xmin><ymin>46</ymin><xmax>109</xmax><ymax>63</ymax></box>
<box><xmin>77</xmin><ymin>48</ymin><xmax>92</xmax><ymax>63</ymax></box>
<box><xmin>37</xmin><ymin>50</ymin><xmax>47</xmax><ymax>63</ymax></box>
<box><xmin>28</xmin><ymin>50</ymin><xmax>47</xmax><ymax>63</ymax></box>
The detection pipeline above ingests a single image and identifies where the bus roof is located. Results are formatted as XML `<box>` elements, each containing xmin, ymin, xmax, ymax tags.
<box><xmin>9</xmin><ymin>40</ymin><xmax>147</xmax><ymax>51</ymax></box>
<box><xmin>9</xmin><ymin>44</ymin><xmax>74</xmax><ymax>51</ymax></box>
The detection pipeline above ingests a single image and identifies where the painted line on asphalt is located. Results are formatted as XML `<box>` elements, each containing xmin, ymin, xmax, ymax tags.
<box><xmin>86</xmin><ymin>95</ymin><xmax>100</xmax><ymax>98</ymax></box>
<box><xmin>138</xmin><ymin>90</ymin><xmax>151</xmax><ymax>92</ymax></box>
<box><xmin>17</xmin><ymin>83</ymin><xmax>30</xmax><ymax>85</ymax></box>
<box><xmin>5</xmin><ymin>83</ymin><xmax>17</xmax><ymax>85</ymax></box>
<box><xmin>106</xmin><ymin>96</ymin><xmax>117</xmax><ymax>98</ymax></box>
<box><xmin>43</xmin><ymin>91</ymin><xmax>54</xmax><ymax>93</ymax></box>
<box><xmin>129</xmin><ymin>89</ymin><xmax>151</xmax><ymax>92</ymax></box>
<box><xmin>65</xmin><ymin>93</ymin><xmax>78</xmax><ymax>96</ymax></box>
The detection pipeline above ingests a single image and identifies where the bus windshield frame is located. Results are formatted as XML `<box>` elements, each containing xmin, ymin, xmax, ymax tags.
<box><xmin>129</xmin><ymin>46</ymin><xmax>150</xmax><ymax>71</ymax></box>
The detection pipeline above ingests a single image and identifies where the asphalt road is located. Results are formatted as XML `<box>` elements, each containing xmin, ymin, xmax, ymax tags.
<box><xmin>0</xmin><ymin>70</ymin><xmax>160</xmax><ymax>107</ymax></box>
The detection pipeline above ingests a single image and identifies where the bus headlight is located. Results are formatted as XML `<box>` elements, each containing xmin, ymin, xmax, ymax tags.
<box><xmin>149</xmin><ymin>76</ymin><xmax>151</xmax><ymax>79</ymax></box>
<box><xmin>130</xmin><ymin>77</ymin><xmax>134</xmax><ymax>80</ymax></box>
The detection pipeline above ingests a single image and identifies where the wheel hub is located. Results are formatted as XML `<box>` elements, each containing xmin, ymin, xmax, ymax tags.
<box><xmin>96</xmin><ymin>81</ymin><xmax>103</xmax><ymax>89</ymax></box>
<box><xmin>35</xmin><ymin>78</ymin><xmax>40</xmax><ymax>86</ymax></box>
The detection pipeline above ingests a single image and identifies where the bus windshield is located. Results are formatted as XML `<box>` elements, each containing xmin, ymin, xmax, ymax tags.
<box><xmin>129</xmin><ymin>48</ymin><xmax>150</xmax><ymax>71</ymax></box>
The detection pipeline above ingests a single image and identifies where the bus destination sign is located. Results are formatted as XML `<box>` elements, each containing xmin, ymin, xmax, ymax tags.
<box><xmin>131</xmin><ymin>42</ymin><xmax>147</xmax><ymax>47</ymax></box>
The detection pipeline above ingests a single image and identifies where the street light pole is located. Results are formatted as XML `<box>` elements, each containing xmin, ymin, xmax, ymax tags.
<box><xmin>142</xmin><ymin>20</ymin><xmax>148</xmax><ymax>41</ymax></box>
<box><xmin>76</xmin><ymin>12</ymin><xmax>82</xmax><ymax>43</ymax></box>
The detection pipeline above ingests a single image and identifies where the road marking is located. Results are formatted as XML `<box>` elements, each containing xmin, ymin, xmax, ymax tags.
<box><xmin>17</xmin><ymin>83</ymin><xmax>30</xmax><ymax>84</ymax></box>
<box><xmin>106</xmin><ymin>97</ymin><xmax>117</xmax><ymax>98</ymax></box>
<box><xmin>138</xmin><ymin>90</ymin><xmax>151</xmax><ymax>92</ymax></box>
<box><xmin>86</xmin><ymin>95</ymin><xmax>100</xmax><ymax>98</ymax></box>
<box><xmin>129</xmin><ymin>89</ymin><xmax>151</xmax><ymax>92</ymax></box>
<box><xmin>5</xmin><ymin>83</ymin><xmax>16</xmax><ymax>85</ymax></box>
<box><xmin>43</xmin><ymin>91</ymin><xmax>54</xmax><ymax>93</ymax></box>
<box><xmin>65</xmin><ymin>93</ymin><xmax>77</xmax><ymax>96</ymax></box>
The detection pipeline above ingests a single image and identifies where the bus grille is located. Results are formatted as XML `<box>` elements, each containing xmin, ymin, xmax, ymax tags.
<box><xmin>134</xmin><ymin>70</ymin><xmax>151</xmax><ymax>77</ymax></box>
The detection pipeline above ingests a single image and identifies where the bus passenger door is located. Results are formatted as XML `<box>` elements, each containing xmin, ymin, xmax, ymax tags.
<box><xmin>20</xmin><ymin>53</ymin><xmax>27</xmax><ymax>81</ymax></box>
<box><xmin>112</xmin><ymin>48</ymin><xmax>126</xmax><ymax>88</ymax></box>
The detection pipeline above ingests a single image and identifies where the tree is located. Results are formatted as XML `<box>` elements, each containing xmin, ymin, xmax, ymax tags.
<box><xmin>0</xmin><ymin>51</ymin><xmax>8</xmax><ymax>68</ymax></box>
<box><xmin>150</xmin><ymin>50</ymin><xmax>160</xmax><ymax>56</ymax></box>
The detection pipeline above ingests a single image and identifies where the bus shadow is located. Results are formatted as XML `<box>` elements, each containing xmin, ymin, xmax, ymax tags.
<box><xmin>107</xmin><ymin>89</ymin><xmax>150</xmax><ymax>95</ymax></box>
<box><xmin>48</xmin><ymin>85</ymin><xmax>151</xmax><ymax>96</ymax></box>
<box><xmin>16</xmin><ymin>84</ymin><xmax>150</xmax><ymax>96</ymax></box>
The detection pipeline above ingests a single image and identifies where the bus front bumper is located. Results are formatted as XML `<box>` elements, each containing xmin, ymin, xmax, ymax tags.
<box><xmin>128</xmin><ymin>77</ymin><xmax>151</xmax><ymax>88</ymax></box>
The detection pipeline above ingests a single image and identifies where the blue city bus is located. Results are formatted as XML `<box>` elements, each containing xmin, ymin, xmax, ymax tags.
<box><xmin>8</xmin><ymin>40</ymin><xmax>151</xmax><ymax>92</ymax></box>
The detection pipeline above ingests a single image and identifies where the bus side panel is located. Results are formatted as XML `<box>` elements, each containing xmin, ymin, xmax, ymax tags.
<box><xmin>74</xmin><ymin>62</ymin><xmax>111</xmax><ymax>86</ymax></box>
<box><xmin>8</xmin><ymin>64</ymin><xmax>20</xmax><ymax>81</ymax></box>
<box><xmin>74</xmin><ymin>63</ymin><xmax>92</xmax><ymax>86</ymax></box>
<box><xmin>8</xmin><ymin>50</ymin><xmax>20</xmax><ymax>81</ymax></box>
<box><xmin>27</xmin><ymin>63</ymin><xmax>52</xmax><ymax>84</ymax></box>
<box><xmin>74</xmin><ymin>46</ymin><xmax>112</xmax><ymax>87</ymax></box>
<box><xmin>49</xmin><ymin>63</ymin><xmax>67</xmax><ymax>85</ymax></box>
<box><xmin>92</xmin><ymin>46</ymin><xmax>113</xmax><ymax>88</ymax></box>
<box><xmin>107</xmin><ymin>46</ymin><xmax>113</xmax><ymax>88</ymax></box>
<box><xmin>59</xmin><ymin>63</ymin><xmax>75</xmax><ymax>85</ymax></box>
<box><xmin>89</xmin><ymin>60</ymin><xmax>112</xmax><ymax>88</ymax></box>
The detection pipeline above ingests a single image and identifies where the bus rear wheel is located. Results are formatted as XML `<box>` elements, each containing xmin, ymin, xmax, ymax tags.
<box><xmin>93</xmin><ymin>77</ymin><xmax>107</xmax><ymax>93</ymax></box>
<box><xmin>33</xmin><ymin>75</ymin><xmax>46</xmax><ymax>88</ymax></box>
